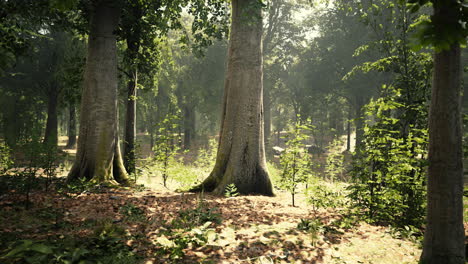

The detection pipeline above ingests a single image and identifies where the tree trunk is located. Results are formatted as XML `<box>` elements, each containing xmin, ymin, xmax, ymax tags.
<box><xmin>346</xmin><ymin>109</ymin><xmax>351</xmax><ymax>152</ymax></box>
<box><xmin>124</xmin><ymin>74</ymin><xmax>137</xmax><ymax>175</ymax></box>
<box><xmin>420</xmin><ymin>3</ymin><xmax>464</xmax><ymax>263</ymax></box>
<box><xmin>66</xmin><ymin>104</ymin><xmax>77</xmax><ymax>149</ymax></box>
<box><xmin>43</xmin><ymin>84</ymin><xmax>58</xmax><ymax>147</ymax></box>
<box><xmin>354</xmin><ymin>96</ymin><xmax>365</xmax><ymax>149</ymax></box>
<box><xmin>190</xmin><ymin>0</ymin><xmax>273</xmax><ymax>196</ymax></box>
<box><xmin>183</xmin><ymin>104</ymin><xmax>195</xmax><ymax>150</ymax></box>
<box><xmin>264</xmin><ymin>85</ymin><xmax>272</xmax><ymax>157</ymax></box>
<box><xmin>67</xmin><ymin>0</ymin><xmax>128</xmax><ymax>184</ymax></box>
<box><xmin>122</xmin><ymin>2</ymin><xmax>142</xmax><ymax>175</ymax></box>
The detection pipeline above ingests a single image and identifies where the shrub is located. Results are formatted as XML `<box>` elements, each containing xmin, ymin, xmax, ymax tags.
<box><xmin>279</xmin><ymin>118</ymin><xmax>313</xmax><ymax>206</ymax></box>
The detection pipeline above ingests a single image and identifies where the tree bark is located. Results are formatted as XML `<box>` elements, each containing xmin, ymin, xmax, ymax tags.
<box><xmin>190</xmin><ymin>0</ymin><xmax>273</xmax><ymax>196</ymax></box>
<box><xmin>122</xmin><ymin>2</ymin><xmax>142</xmax><ymax>176</ymax></box>
<box><xmin>124</xmin><ymin>74</ymin><xmax>137</xmax><ymax>175</ymax></box>
<box><xmin>354</xmin><ymin>96</ymin><xmax>365</xmax><ymax>149</ymax></box>
<box><xmin>67</xmin><ymin>0</ymin><xmax>129</xmax><ymax>184</ymax></box>
<box><xmin>420</xmin><ymin>3</ymin><xmax>464</xmax><ymax>263</ymax></box>
<box><xmin>183</xmin><ymin>104</ymin><xmax>195</xmax><ymax>150</ymax></box>
<box><xmin>43</xmin><ymin>84</ymin><xmax>58</xmax><ymax>147</ymax></box>
<box><xmin>346</xmin><ymin>109</ymin><xmax>351</xmax><ymax>152</ymax></box>
<box><xmin>264</xmin><ymin>85</ymin><xmax>272</xmax><ymax>157</ymax></box>
<box><xmin>66</xmin><ymin>104</ymin><xmax>77</xmax><ymax>149</ymax></box>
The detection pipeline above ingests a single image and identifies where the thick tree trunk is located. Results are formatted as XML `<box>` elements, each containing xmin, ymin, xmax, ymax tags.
<box><xmin>124</xmin><ymin>74</ymin><xmax>137</xmax><ymax>175</ymax></box>
<box><xmin>183</xmin><ymin>104</ymin><xmax>195</xmax><ymax>150</ymax></box>
<box><xmin>43</xmin><ymin>85</ymin><xmax>58</xmax><ymax>147</ymax></box>
<box><xmin>420</xmin><ymin>4</ymin><xmax>464</xmax><ymax>263</ymax></box>
<box><xmin>66</xmin><ymin>105</ymin><xmax>77</xmax><ymax>149</ymax></box>
<box><xmin>190</xmin><ymin>0</ymin><xmax>273</xmax><ymax>196</ymax></box>
<box><xmin>67</xmin><ymin>0</ymin><xmax>128</xmax><ymax>184</ymax></box>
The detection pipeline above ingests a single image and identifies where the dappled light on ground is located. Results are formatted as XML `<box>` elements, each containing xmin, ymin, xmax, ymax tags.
<box><xmin>0</xmin><ymin>178</ymin><xmax>421</xmax><ymax>264</ymax></box>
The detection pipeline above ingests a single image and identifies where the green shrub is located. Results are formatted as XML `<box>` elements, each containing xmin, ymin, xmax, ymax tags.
<box><xmin>171</xmin><ymin>200</ymin><xmax>222</xmax><ymax>229</ymax></box>
<box><xmin>155</xmin><ymin>221</ymin><xmax>216</xmax><ymax>261</ymax></box>
<box><xmin>153</xmin><ymin>113</ymin><xmax>181</xmax><ymax>188</ymax></box>
<box><xmin>306</xmin><ymin>178</ymin><xmax>348</xmax><ymax>216</ymax></box>
<box><xmin>119</xmin><ymin>203</ymin><xmax>146</xmax><ymax>222</ymax></box>
<box><xmin>279</xmin><ymin>118</ymin><xmax>313</xmax><ymax>206</ymax></box>
<box><xmin>0</xmin><ymin>221</ymin><xmax>139</xmax><ymax>264</ymax></box>
<box><xmin>224</xmin><ymin>183</ymin><xmax>239</xmax><ymax>198</ymax></box>
<box><xmin>349</xmin><ymin>86</ymin><xmax>428</xmax><ymax>227</ymax></box>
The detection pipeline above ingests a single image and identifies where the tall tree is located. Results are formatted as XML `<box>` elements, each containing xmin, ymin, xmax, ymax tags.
<box><xmin>121</xmin><ymin>1</ymin><xmax>142</xmax><ymax>175</ymax></box>
<box><xmin>119</xmin><ymin>0</ymin><xmax>229</xmax><ymax>173</ymax></box>
<box><xmin>191</xmin><ymin>0</ymin><xmax>273</xmax><ymax>195</ymax></box>
<box><xmin>67</xmin><ymin>0</ymin><xmax>129</xmax><ymax>184</ymax></box>
<box><xmin>419</xmin><ymin>0</ymin><xmax>466</xmax><ymax>262</ymax></box>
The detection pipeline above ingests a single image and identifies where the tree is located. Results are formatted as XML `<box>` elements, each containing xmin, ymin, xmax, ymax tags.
<box><xmin>279</xmin><ymin>119</ymin><xmax>311</xmax><ymax>206</ymax></box>
<box><xmin>119</xmin><ymin>0</ymin><xmax>229</xmax><ymax>173</ymax></box>
<box><xmin>418</xmin><ymin>0</ymin><xmax>466</xmax><ymax>262</ymax></box>
<box><xmin>262</xmin><ymin>0</ymin><xmax>307</xmax><ymax>154</ymax></box>
<box><xmin>191</xmin><ymin>0</ymin><xmax>273</xmax><ymax>195</ymax></box>
<box><xmin>67</xmin><ymin>0</ymin><xmax>129</xmax><ymax>184</ymax></box>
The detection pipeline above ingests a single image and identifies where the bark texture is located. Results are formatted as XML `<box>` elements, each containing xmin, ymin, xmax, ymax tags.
<box><xmin>346</xmin><ymin>110</ymin><xmax>351</xmax><ymax>152</ymax></box>
<box><xmin>264</xmin><ymin>86</ymin><xmax>272</xmax><ymax>157</ymax></box>
<box><xmin>420</xmin><ymin>2</ymin><xmax>465</xmax><ymax>262</ymax></box>
<box><xmin>124</xmin><ymin>75</ymin><xmax>137</xmax><ymax>174</ymax></box>
<box><xmin>191</xmin><ymin>0</ymin><xmax>273</xmax><ymax>196</ymax></box>
<box><xmin>420</xmin><ymin>32</ymin><xmax>465</xmax><ymax>264</ymax></box>
<box><xmin>43</xmin><ymin>84</ymin><xmax>58</xmax><ymax>147</ymax></box>
<box><xmin>67</xmin><ymin>0</ymin><xmax>128</xmax><ymax>184</ymax></box>
<box><xmin>123</xmin><ymin>3</ymin><xmax>142</xmax><ymax>175</ymax></box>
<box><xmin>66</xmin><ymin>105</ymin><xmax>77</xmax><ymax>149</ymax></box>
<box><xmin>354</xmin><ymin>96</ymin><xmax>365</xmax><ymax>149</ymax></box>
<box><xmin>183</xmin><ymin>104</ymin><xmax>195</xmax><ymax>150</ymax></box>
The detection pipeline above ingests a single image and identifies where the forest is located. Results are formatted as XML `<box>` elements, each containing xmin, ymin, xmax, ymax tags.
<box><xmin>0</xmin><ymin>0</ymin><xmax>467</xmax><ymax>263</ymax></box>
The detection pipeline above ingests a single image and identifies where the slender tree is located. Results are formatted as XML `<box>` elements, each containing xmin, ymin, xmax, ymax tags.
<box><xmin>121</xmin><ymin>1</ymin><xmax>143</xmax><ymax>175</ymax></box>
<box><xmin>191</xmin><ymin>0</ymin><xmax>273</xmax><ymax>195</ymax></box>
<box><xmin>67</xmin><ymin>0</ymin><xmax>128</xmax><ymax>184</ymax></box>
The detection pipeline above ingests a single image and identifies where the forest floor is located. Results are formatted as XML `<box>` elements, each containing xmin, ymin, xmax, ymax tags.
<box><xmin>0</xmin><ymin>175</ymin><xmax>423</xmax><ymax>264</ymax></box>
<box><xmin>0</xmin><ymin>136</ymin><xmax>450</xmax><ymax>263</ymax></box>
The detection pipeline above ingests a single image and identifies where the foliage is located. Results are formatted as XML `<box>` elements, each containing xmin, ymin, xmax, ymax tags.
<box><xmin>387</xmin><ymin>225</ymin><xmax>423</xmax><ymax>245</ymax></box>
<box><xmin>58</xmin><ymin>177</ymin><xmax>99</xmax><ymax>196</ymax></box>
<box><xmin>156</xmin><ymin>196</ymin><xmax>220</xmax><ymax>261</ymax></box>
<box><xmin>408</xmin><ymin>0</ymin><xmax>468</xmax><ymax>51</ymax></box>
<box><xmin>170</xmin><ymin>198</ymin><xmax>222</xmax><ymax>229</ymax></box>
<box><xmin>279</xmin><ymin>118</ymin><xmax>313</xmax><ymax>206</ymax></box>
<box><xmin>119</xmin><ymin>203</ymin><xmax>146</xmax><ymax>222</ymax></box>
<box><xmin>2</xmin><ymin>130</ymin><xmax>63</xmax><ymax>206</ymax></box>
<box><xmin>325</xmin><ymin>138</ymin><xmax>345</xmax><ymax>182</ymax></box>
<box><xmin>153</xmin><ymin>112</ymin><xmax>182</xmax><ymax>188</ymax></box>
<box><xmin>306</xmin><ymin>178</ymin><xmax>348</xmax><ymax>216</ymax></box>
<box><xmin>193</xmin><ymin>138</ymin><xmax>218</xmax><ymax>174</ymax></box>
<box><xmin>155</xmin><ymin>221</ymin><xmax>217</xmax><ymax>261</ymax></box>
<box><xmin>0</xmin><ymin>141</ymin><xmax>12</xmax><ymax>174</ymax></box>
<box><xmin>0</xmin><ymin>222</ymin><xmax>138</xmax><ymax>264</ymax></box>
<box><xmin>224</xmin><ymin>183</ymin><xmax>239</xmax><ymax>198</ymax></box>
<box><xmin>463</xmin><ymin>114</ymin><xmax>468</xmax><ymax>158</ymax></box>
<box><xmin>349</xmin><ymin>86</ymin><xmax>428</xmax><ymax>227</ymax></box>
<box><xmin>296</xmin><ymin>218</ymin><xmax>323</xmax><ymax>245</ymax></box>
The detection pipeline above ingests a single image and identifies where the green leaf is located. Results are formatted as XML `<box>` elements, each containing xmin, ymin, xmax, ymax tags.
<box><xmin>30</xmin><ymin>243</ymin><xmax>53</xmax><ymax>254</ymax></box>
<box><xmin>4</xmin><ymin>240</ymin><xmax>34</xmax><ymax>257</ymax></box>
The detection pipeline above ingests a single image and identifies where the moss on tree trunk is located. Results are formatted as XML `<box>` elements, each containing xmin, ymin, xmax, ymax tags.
<box><xmin>67</xmin><ymin>0</ymin><xmax>129</xmax><ymax>185</ymax></box>
<box><xmin>190</xmin><ymin>0</ymin><xmax>273</xmax><ymax>196</ymax></box>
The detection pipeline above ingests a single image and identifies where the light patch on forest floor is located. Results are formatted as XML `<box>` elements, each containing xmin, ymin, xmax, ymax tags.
<box><xmin>0</xmin><ymin>178</ymin><xmax>423</xmax><ymax>264</ymax></box>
